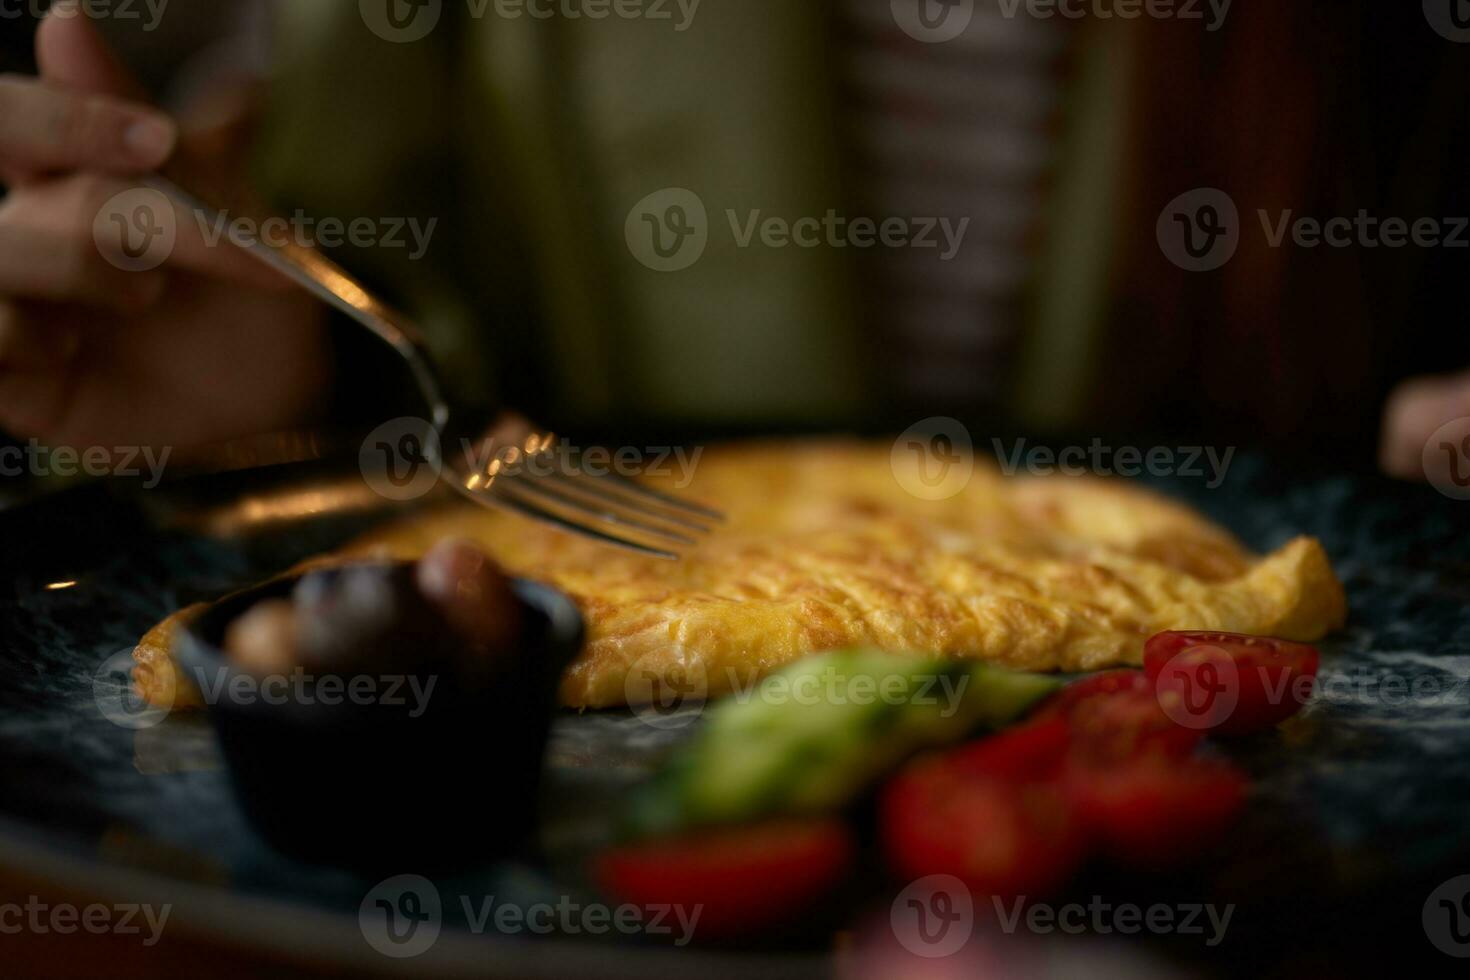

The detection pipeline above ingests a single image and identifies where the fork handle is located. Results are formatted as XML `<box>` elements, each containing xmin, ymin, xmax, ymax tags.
<box><xmin>142</xmin><ymin>175</ymin><xmax>451</xmax><ymax>433</ymax></box>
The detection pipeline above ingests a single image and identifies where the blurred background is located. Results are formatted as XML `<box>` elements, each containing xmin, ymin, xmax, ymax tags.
<box><xmin>2</xmin><ymin>0</ymin><xmax>1468</xmax><ymax>466</ymax></box>
<box><xmin>2</xmin><ymin>7</ymin><xmax>1469</xmax><ymax>976</ymax></box>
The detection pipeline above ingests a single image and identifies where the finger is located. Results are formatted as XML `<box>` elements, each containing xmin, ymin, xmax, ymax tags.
<box><xmin>32</xmin><ymin>11</ymin><xmax>287</xmax><ymax>293</ymax></box>
<box><xmin>0</xmin><ymin>175</ymin><xmax>277</xmax><ymax>309</ymax></box>
<box><xmin>140</xmin><ymin>189</ymin><xmax>295</xmax><ymax>291</ymax></box>
<box><xmin>1379</xmin><ymin>377</ymin><xmax>1464</xmax><ymax>479</ymax></box>
<box><xmin>1379</xmin><ymin>385</ymin><xmax>1429</xmax><ymax>478</ymax></box>
<box><xmin>37</xmin><ymin>0</ymin><xmax>149</xmax><ymax>101</ymax></box>
<box><xmin>0</xmin><ymin>299</ymin><xmax>81</xmax><ymax>371</ymax></box>
<box><xmin>57</xmin><ymin>174</ymin><xmax>289</xmax><ymax>292</ymax></box>
<box><xmin>0</xmin><ymin>219</ymin><xmax>168</xmax><ymax>312</ymax></box>
<box><xmin>0</xmin><ymin>75</ymin><xmax>175</xmax><ymax>179</ymax></box>
<box><xmin>0</xmin><ymin>177</ymin><xmax>178</xmax><ymax>309</ymax></box>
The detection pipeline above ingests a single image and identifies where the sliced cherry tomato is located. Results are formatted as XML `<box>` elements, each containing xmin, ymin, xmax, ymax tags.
<box><xmin>880</xmin><ymin>658</ymin><xmax>1260</xmax><ymax>889</ymax></box>
<box><xmin>594</xmin><ymin>819</ymin><xmax>853</xmax><ymax>941</ymax></box>
<box><xmin>1061</xmin><ymin>754</ymin><xmax>1247</xmax><ymax>869</ymax></box>
<box><xmin>1036</xmin><ymin>670</ymin><xmax>1202</xmax><ymax>762</ymax></box>
<box><xmin>880</xmin><ymin>756</ymin><xmax>1086</xmax><ymax>900</ymax></box>
<box><xmin>1034</xmin><ymin>669</ymin><xmax>1152</xmax><ymax>718</ymax></box>
<box><xmin>1145</xmin><ymin>631</ymin><xmax>1321</xmax><ymax>736</ymax></box>
<box><xmin>945</xmin><ymin>717</ymin><xmax>1073</xmax><ymax>783</ymax></box>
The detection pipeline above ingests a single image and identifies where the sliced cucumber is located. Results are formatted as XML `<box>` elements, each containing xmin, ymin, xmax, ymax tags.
<box><xmin>624</xmin><ymin>649</ymin><xmax>1061</xmax><ymax>836</ymax></box>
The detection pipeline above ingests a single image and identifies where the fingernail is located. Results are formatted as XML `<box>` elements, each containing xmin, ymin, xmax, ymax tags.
<box><xmin>124</xmin><ymin>115</ymin><xmax>177</xmax><ymax>165</ymax></box>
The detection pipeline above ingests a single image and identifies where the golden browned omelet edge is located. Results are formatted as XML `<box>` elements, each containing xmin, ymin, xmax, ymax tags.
<box><xmin>133</xmin><ymin>440</ymin><xmax>1347</xmax><ymax>711</ymax></box>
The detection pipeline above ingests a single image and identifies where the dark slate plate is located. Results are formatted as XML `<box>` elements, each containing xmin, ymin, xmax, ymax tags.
<box><xmin>1</xmin><ymin>455</ymin><xmax>1468</xmax><ymax>977</ymax></box>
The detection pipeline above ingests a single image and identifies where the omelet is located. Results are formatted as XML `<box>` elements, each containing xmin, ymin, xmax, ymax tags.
<box><xmin>133</xmin><ymin>441</ymin><xmax>1346</xmax><ymax>710</ymax></box>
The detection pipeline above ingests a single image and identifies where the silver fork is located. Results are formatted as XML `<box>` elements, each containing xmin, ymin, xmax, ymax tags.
<box><xmin>143</xmin><ymin>176</ymin><xmax>721</xmax><ymax>559</ymax></box>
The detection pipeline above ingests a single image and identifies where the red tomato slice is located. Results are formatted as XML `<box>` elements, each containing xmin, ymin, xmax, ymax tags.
<box><xmin>1033</xmin><ymin>670</ymin><xmax>1152</xmax><ymax>718</ymax></box>
<box><xmin>945</xmin><ymin>717</ymin><xmax>1073</xmax><ymax>783</ymax></box>
<box><xmin>1061</xmin><ymin>755</ymin><xmax>1247</xmax><ymax>869</ymax></box>
<box><xmin>594</xmin><ymin>819</ymin><xmax>853</xmax><ymax>941</ymax></box>
<box><xmin>881</xmin><ymin>757</ymin><xmax>1086</xmax><ymax>900</ymax></box>
<box><xmin>1145</xmin><ymin>631</ymin><xmax>1321</xmax><ymax>736</ymax></box>
<box><xmin>1036</xmin><ymin>670</ymin><xmax>1203</xmax><ymax>762</ymax></box>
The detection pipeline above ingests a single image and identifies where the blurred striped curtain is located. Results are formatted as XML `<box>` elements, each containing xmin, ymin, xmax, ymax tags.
<box><xmin>835</xmin><ymin>0</ymin><xmax>1068</xmax><ymax>417</ymax></box>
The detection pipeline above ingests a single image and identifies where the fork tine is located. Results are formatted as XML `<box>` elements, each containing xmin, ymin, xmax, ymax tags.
<box><xmin>565</xmin><ymin>465</ymin><xmax>726</xmax><ymax>522</ymax></box>
<box><xmin>480</xmin><ymin>482</ymin><xmax>681</xmax><ymax>560</ymax></box>
<box><xmin>543</xmin><ymin>471</ymin><xmax>715</xmax><ymax>533</ymax></box>
<box><xmin>497</xmin><ymin>474</ymin><xmax>700</xmax><ymax>546</ymax></box>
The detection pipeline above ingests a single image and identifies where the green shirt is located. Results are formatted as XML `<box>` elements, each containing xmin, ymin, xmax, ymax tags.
<box><xmin>258</xmin><ymin>2</ymin><xmax>865</xmax><ymax>428</ymax></box>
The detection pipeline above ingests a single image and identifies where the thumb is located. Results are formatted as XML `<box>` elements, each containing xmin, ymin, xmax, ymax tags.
<box><xmin>37</xmin><ymin>0</ymin><xmax>150</xmax><ymax>100</ymax></box>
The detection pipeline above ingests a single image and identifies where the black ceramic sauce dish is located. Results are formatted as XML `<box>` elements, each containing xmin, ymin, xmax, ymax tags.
<box><xmin>176</xmin><ymin>563</ymin><xmax>584</xmax><ymax>870</ymax></box>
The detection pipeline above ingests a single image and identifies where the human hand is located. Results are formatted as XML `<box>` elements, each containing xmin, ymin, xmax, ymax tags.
<box><xmin>1380</xmin><ymin>368</ymin><xmax>1470</xmax><ymax>482</ymax></box>
<box><xmin>0</xmin><ymin>3</ymin><xmax>329</xmax><ymax>455</ymax></box>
